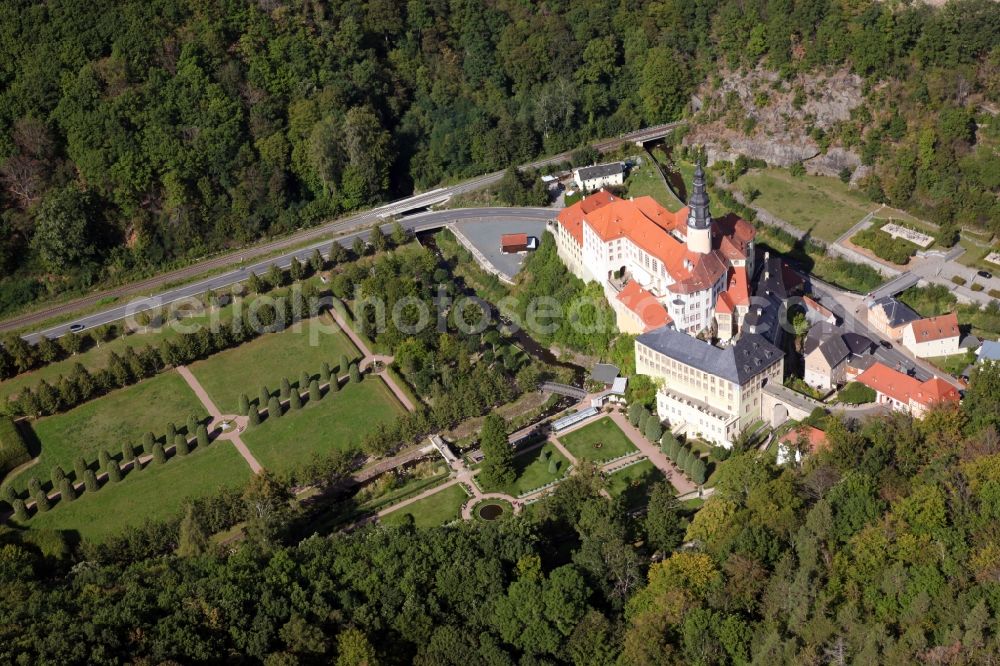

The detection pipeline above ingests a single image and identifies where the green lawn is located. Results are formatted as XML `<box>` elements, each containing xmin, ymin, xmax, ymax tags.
<box><xmin>626</xmin><ymin>161</ymin><xmax>683</xmax><ymax>211</ymax></box>
<box><xmin>380</xmin><ymin>483</ymin><xmax>470</xmax><ymax>527</ymax></box>
<box><xmin>558</xmin><ymin>417</ymin><xmax>637</xmax><ymax>463</ymax></box>
<box><xmin>188</xmin><ymin>313</ymin><xmax>360</xmax><ymax>413</ymax></box>
<box><xmin>240</xmin><ymin>377</ymin><xmax>405</xmax><ymax>476</ymax></box>
<box><xmin>734</xmin><ymin>168</ymin><xmax>876</xmax><ymax>243</ymax></box>
<box><xmin>493</xmin><ymin>441</ymin><xmax>569</xmax><ymax>497</ymax></box>
<box><xmin>7</xmin><ymin>371</ymin><xmax>207</xmax><ymax>493</ymax></box>
<box><xmin>16</xmin><ymin>442</ymin><xmax>252</xmax><ymax>542</ymax></box>
<box><xmin>606</xmin><ymin>459</ymin><xmax>664</xmax><ymax>507</ymax></box>
<box><xmin>926</xmin><ymin>351</ymin><xmax>976</xmax><ymax>377</ymax></box>
<box><xmin>0</xmin><ymin>282</ymin><xmax>335</xmax><ymax>405</ymax></box>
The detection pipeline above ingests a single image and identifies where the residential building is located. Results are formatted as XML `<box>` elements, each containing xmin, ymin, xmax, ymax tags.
<box><xmin>902</xmin><ymin>312</ymin><xmax>961</xmax><ymax>358</ymax></box>
<box><xmin>855</xmin><ymin>362</ymin><xmax>960</xmax><ymax>418</ymax></box>
<box><xmin>977</xmin><ymin>340</ymin><xmax>1000</xmax><ymax>365</ymax></box>
<box><xmin>573</xmin><ymin>162</ymin><xmax>625</xmax><ymax>191</ymax></box>
<box><xmin>635</xmin><ymin>326</ymin><xmax>784</xmax><ymax>447</ymax></box>
<box><xmin>777</xmin><ymin>424</ymin><xmax>827</xmax><ymax>465</ymax></box>
<box><xmin>867</xmin><ymin>297</ymin><xmax>920</xmax><ymax>340</ymax></box>
<box><xmin>742</xmin><ymin>252</ymin><xmax>803</xmax><ymax>346</ymax></box>
<box><xmin>550</xmin><ymin>163</ymin><xmax>755</xmax><ymax>336</ymax></box>
<box><xmin>802</xmin><ymin>295</ymin><xmax>837</xmax><ymax>325</ymax></box>
<box><xmin>803</xmin><ymin>327</ymin><xmax>875</xmax><ymax>390</ymax></box>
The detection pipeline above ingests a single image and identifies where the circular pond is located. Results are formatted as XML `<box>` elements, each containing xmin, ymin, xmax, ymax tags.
<box><xmin>478</xmin><ymin>503</ymin><xmax>505</xmax><ymax>521</ymax></box>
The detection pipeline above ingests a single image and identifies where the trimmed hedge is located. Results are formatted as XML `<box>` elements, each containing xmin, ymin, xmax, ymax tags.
<box><xmin>0</xmin><ymin>416</ymin><xmax>30</xmax><ymax>480</ymax></box>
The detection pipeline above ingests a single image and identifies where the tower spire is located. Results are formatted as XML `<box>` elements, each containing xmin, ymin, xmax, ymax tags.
<box><xmin>687</xmin><ymin>160</ymin><xmax>712</xmax><ymax>231</ymax></box>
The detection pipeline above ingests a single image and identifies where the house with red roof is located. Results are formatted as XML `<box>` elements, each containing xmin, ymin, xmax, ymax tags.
<box><xmin>550</xmin><ymin>163</ymin><xmax>755</xmax><ymax>336</ymax></box>
<box><xmin>777</xmin><ymin>424</ymin><xmax>827</xmax><ymax>465</ymax></box>
<box><xmin>901</xmin><ymin>312</ymin><xmax>961</xmax><ymax>358</ymax></box>
<box><xmin>855</xmin><ymin>361</ymin><xmax>961</xmax><ymax>418</ymax></box>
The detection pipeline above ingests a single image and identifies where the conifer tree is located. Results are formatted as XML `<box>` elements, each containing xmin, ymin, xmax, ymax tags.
<box><xmin>84</xmin><ymin>469</ymin><xmax>99</xmax><ymax>492</ymax></box>
<box><xmin>268</xmin><ymin>395</ymin><xmax>282</xmax><ymax>418</ymax></box>
<box><xmin>73</xmin><ymin>456</ymin><xmax>88</xmax><ymax>481</ymax></box>
<box><xmin>32</xmin><ymin>490</ymin><xmax>50</xmax><ymax>513</ymax></box>
<box><xmin>248</xmin><ymin>407</ymin><xmax>261</xmax><ymax>428</ymax></box>
<box><xmin>339</xmin><ymin>355</ymin><xmax>349</xmax><ymax>376</ymax></box>
<box><xmin>27</xmin><ymin>478</ymin><xmax>41</xmax><ymax>496</ymax></box>
<box><xmin>12</xmin><ymin>499</ymin><xmax>28</xmax><ymax>521</ymax></box>
<box><xmin>321</xmin><ymin>361</ymin><xmax>332</xmax><ymax>382</ymax></box>
<box><xmin>349</xmin><ymin>363</ymin><xmax>361</xmax><ymax>383</ymax></box>
<box><xmin>197</xmin><ymin>424</ymin><xmax>209</xmax><ymax>448</ymax></box>
<box><xmin>50</xmin><ymin>465</ymin><xmax>65</xmax><ymax>488</ymax></box>
<box><xmin>187</xmin><ymin>414</ymin><xmax>199</xmax><ymax>435</ymax></box>
<box><xmin>177</xmin><ymin>504</ymin><xmax>209</xmax><ymax>557</ymax></box>
<box><xmin>175</xmin><ymin>434</ymin><xmax>189</xmax><ymax>456</ymax></box>
<box><xmin>59</xmin><ymin>478</ymin><xmax>76</xmax><ymax>501</ymax></box>
<box><xmin>122</xmin><ymin>442</ymin><xmax>135</xmax><ymax>465</ymax></box>
<box><xmin>300</xmin><ymin>370</ymin><xmax>310</xmax><ymax>389</ymax></box>
<box><xmin>142</xmin><ymin>432</ymin><xmax>155</xmax><ymax>454</ymax></box>
<box><xmin>99</xmin><ymin>449</ymin><xmax>112</xmax><ymax>470</ymax></box>
<box><xmin>289</xmin><ymin>389</ymin><xmax>302</xmax><ymax>410</ymax></box>
<box><xmin>153</xmin><ymin>443</ymin><xmax>167</xmax><ymax>465</ymax></box>
<box><xmin>309</xmin><ymin>379</ymin><xmax>321</xmax><ymax>402</ymax></box>
<box><xmin>259</xmin><ymin>385</ymin><xmax>271</xmax><ymax>406</ymax></box>
<box><xmin>107</xmin><ymin>461</ymin><xmax>122</xmax><ymax>483</ymax></box>
<box><xmin>280</xmin><ymin>377</ymin><xmax>291</xmax><ymax>399</ymax></box>
<box><xmin>238</xmin><ymin>393</ymin><xmax>250</xmax><ymax>416</ymax></box>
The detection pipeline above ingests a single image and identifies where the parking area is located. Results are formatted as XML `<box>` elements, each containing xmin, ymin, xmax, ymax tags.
<box><xmin>453</xmin><ymin>217</ymin><xmax>550</xmax><ymax>280</ymax></box>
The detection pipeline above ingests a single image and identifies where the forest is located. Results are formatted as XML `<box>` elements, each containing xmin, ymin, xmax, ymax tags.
<box><xmin>1</xmin><ymin>0</ymin><xmax>999</xmax><ymax>315</ymax></box>
<box><xmin>2</xmin><ymin>363</ymin><xmax>1000</xmax><ymax>663</ymax></box>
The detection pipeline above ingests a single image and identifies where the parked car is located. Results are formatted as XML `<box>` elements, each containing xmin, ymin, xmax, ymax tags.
<box><xmin>69</xmin><ymin>323</ymin><xmax>85</xmax><ymax>333</ymax></box>
<box><xmin>977</xmin><ymin>270</ymin><xmax>992</xmax><ymax>279</ymax></box>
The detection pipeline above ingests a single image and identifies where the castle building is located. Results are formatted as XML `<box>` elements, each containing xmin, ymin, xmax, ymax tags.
<box><xmin>635</xmin><ymin>326</ymin><xmax>784</xmax><ymax>447</ymax></box>
<box><xmin>550</xmin><ymin>162</ymin><xmax>755</xmax><ymax>337</ymax></box>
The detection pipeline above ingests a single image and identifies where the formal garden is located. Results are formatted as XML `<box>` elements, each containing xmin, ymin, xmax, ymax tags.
<box><xmin>484</xmin><ymin>440</ymin><xmax>571</xmax><ymax>498</ymax></box>
<box><xmin>379</xmin><ymin>483</ymin><xmax>470</xmax><ymax>528</ymax></box>
<box><xmin>7</xmin><ymin>370</ymin><xmax>207</xmax><ymax>494</ymax></box>
<box><xmin>188</xmin><ymin>311</ymin><xmax>361</xmax><ymax>413</ymax></box>
<box><xmin>557</xmin><ymin>416</ymin><xmax>637</xmax><ymax>463</ymax></box>
<box><xmin>240</xmin><ymin>375</ymin><xmax>406</xmax><ymax>476</ymax></box>
<box><xmin>605</xmin><ymin>459</ymin><xmax>664</xmax><ymax>508</ymax></box>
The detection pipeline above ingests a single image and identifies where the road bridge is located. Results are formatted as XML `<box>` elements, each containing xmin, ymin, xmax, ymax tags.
<box><xmin>539</xmin><ymin>382</ymin><xmax>588</xmax><ymax>400</ymax></box>
<box><xmin>2</xmin><ymin>121</ymin><xmax>687</xmax><ymax>340</ymax></box>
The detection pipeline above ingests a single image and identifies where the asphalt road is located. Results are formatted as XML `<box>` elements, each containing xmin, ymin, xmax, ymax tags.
<box><xmin>3</xmin><ymin>122</ymin><xmax>684</xmax><ymax>341</ymax></box>
<box><xmin>806</xmin><ymin>277</ymin><xmax>941</xmax><ymax>383</ymax></box>
<box><xmin>23</xmin><ymin>207</ymin><xmax>555</xmax><ymax>343</ymax></box>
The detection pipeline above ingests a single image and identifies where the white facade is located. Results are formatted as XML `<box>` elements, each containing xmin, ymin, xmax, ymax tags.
<box><xmin>636</xmin><ymin>338</ymin><xmax>783</xmax><ymax>447</ymax></box>
<box><xmin>574</xmin><ymin>165</ymin><xmax>624</xmax><ymax>191</ymax></box>
<box><xmin>902</xmin><ymin>325</ymin><xmax>960</xmax><ymax>358</ymax></box>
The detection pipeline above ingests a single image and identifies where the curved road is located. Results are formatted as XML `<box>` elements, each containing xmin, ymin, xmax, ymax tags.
<box><xmin>21</xmin><ymin>207</ymin><xmax>555</xmax><ymax>343</ymax></box>
<box><xmin>3</xmin><ymin>122</ymin><xmax>684</xmax><ymax>342</ymax></box>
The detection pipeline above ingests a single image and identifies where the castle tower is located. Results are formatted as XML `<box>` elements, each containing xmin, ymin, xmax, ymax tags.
<box><xmin>686</xmin><ymin>161</ymin><xmax>713</xmax><ymax>254</ymax></box>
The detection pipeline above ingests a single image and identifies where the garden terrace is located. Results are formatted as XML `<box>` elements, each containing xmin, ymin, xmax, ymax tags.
<box><xmin>6</xmin><ymin>371</ymin><xmax>206</xmax><ymax>494</ymax></box>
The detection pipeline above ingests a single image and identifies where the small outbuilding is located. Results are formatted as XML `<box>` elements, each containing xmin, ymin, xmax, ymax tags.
<box><xmin>500</xmin><ymin>233</ymin><xmax>537</xmax><ymax>254</ymax></box>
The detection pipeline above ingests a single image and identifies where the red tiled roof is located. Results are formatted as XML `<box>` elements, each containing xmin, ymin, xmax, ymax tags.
<box><xmin>557</xmin><ymin>192</ymin><xmax>750</xmax><ymax>295</ymax></box>
<box><xmin>616</xmin><ymin>281</ymin><xmax>673</xmax><ymax>331</ymax></box>
<box><xmin>780</xmin><ymin>425</ymin><xmax>827</xmax><ymax>455</ymax></box>
<box><xmin>856</xmin><ymin>362</ymin><xmax>960</xmax><ymax>408</ymax></box>
<box><xmin>500</xmin><ymin>233</ymin><xmax>527</xmax><ymax>247</ymax></box>
<box><xmin>803</xmin><ymin>295</ymin><xmax>833</xmax><ymax>319</ymax></box>
<box><xmin>556</xmin><ymin>190</ymin><xmax>616</xmax><ymax>245</ymax></box>
<box><xmin>715</xmin><ymin>291</ymin><xmax>734</xmax><ymax>314</ymax></box>
<box><xmin>726</xmin><ymin>266</ymin><xmax>750</xmax><ymax>307</ymax></box>
<box><xmin>912</xmin><ymin>377</ymin><xmax>960</xmax><ymax>407</ymax></box>
<box><xmin>908</xmin><ymin>312</ymin><xmax>960</xmax><ymax>343</ymax></box>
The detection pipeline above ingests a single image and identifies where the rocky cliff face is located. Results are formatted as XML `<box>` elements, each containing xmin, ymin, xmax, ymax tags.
<box><xmin>684</xmin><ymin>67</ymin><xmax>866</xmax><ymax>179</ymax></box>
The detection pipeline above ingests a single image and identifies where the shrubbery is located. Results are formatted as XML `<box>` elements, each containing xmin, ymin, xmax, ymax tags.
<box><xmin>851</xmin><ymin>224</ymin><xmax>918</xmax><ymax>265</ymax></box>
<box><xmin>0</xmin><ymin>416</ymin><xmax>30</xmax><ymax>481</ymax></box>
